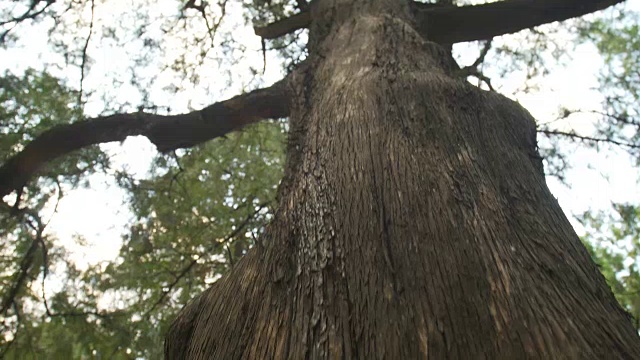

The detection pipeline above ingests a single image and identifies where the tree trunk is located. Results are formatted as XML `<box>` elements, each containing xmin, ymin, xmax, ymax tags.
<box><xmin>165</xmin><ymin>0</ymin><xmax>640</xmax><ymax>358</ymax></box>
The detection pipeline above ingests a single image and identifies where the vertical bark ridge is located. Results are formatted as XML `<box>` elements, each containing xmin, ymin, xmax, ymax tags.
<box><xmin>166</xmin><ymin>0</ymin><xmax>640</xmax><ymax>358</ymax></box>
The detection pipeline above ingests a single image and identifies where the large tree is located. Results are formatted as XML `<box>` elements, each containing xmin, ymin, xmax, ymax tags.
<box><xmin>2</xmin><ymin>0</ymin><xmax>640</xmax><ymax>358</ymax></box>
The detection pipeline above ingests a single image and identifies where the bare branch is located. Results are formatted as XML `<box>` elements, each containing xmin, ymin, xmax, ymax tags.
<box><xmin>457</xmin><ymin>40</ymin><xmax>494</xmax><ymax>90</ymax></box>
<box><xmin>78</xmin><ymin>0</ymin><xmax>96</xmax><ymax>105</ymax></box>
<box><xmin>253</xmin><ymin>0</ymin><xmax>623</xmax><ymax>42</ymax></box>
<box><xmin>549</xmin><ymin>109</ymin><xmax>640</xmax><ymax>128</ymax></box>
<box><xmin>254</xmin><ymin>12</ymin><xmax>310</xmax><ymax>39</ymax></box>
<box><xmin>184</xmin><ymin>0</ymin><xmax>228</xmax><ymax>47</ymax></box>
<box><xmin>0</xmin><ymin>301</ymin><xmax>20</xmax><ymax>358</ymax></box>
<box><xmin>0</xmin><ymin>220</ymin><xmax>43</xmax><ymax>316</ymax></box>
<box><xmin>413</xmin><ymin>0</ymin><xmax>625</xmax><ymax>44</ymax></box>
<box><xmin>295</xmin><ymin>0</ymin><xmax>309</xmax><ymax>11</ymax></box>
<box><xmin>0</xmin><ymin>0</ymin><xmax>57</xmax><ymax>44</ymax></box>
<box><xmin>471</xmin><ymin>40</ymin><xmax>492</xmax><ymax>69</ymax></box>
<box><xmin>470</xmin><ymin>71</ymin><xmax>496</xmax><ymax>92</ymax></box>
<box><xmin>538</xmin><ymin>129</ymin><xmax>640</xmax><ymax>149</ymax></box>
<box><xmin>0</xmin><ymin>80</ymin><xmax>290</xmax><ymax>199</ymax></box>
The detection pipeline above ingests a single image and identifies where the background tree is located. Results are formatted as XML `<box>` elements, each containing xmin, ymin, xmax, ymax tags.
<box><xmin>576</xmin><ymin>8</ymin><xmax>640</xmax><ymax>334</ymax></box>
<box><xmin>1</xmin><ymin>0</ymin><xmax>640</xmax><ymax>358</ymax></box>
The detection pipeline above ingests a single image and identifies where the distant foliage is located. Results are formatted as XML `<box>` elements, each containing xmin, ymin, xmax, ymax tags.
<box><xmin>578</xmin><ymin>10</ymin><xmax>640</xmax><ymax>161</ymax></box>
<box><xmin>581</xmin><ymin>204</ymin><xmax>640</xmax><ymax>330</ymax></box>
<box><xmin>578</xmin><ymin>8</ymin><xmax>640</xmax><ymax>331</ymax></box>
<box><xmin>0</xmin><ymin>70</ymin><xmax>108</xmax><ymax>358</ymax></box>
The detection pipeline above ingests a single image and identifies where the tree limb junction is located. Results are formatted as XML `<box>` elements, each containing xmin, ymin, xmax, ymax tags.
<box><xmin>253</xmin><ymin>0</ymin><xmax>624</xmax><ymax>42</ymax></box>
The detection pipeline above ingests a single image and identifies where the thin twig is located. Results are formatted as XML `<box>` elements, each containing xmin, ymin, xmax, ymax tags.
<box><xmin>0</xmin><ymin>301</ymin><xmax>21</xmax><ymax>358</ymax></box>
<box><xmin>538</xmin><ymin>129</ymin><xmax>640</xmax><ymax>149</ymax></box>
<box><xmin>540</xmin><ymin>109</ymin><xmax>640</xmax><ymax>127</ymax></box>
<box><xmin>0</xmin><ymin>0</ymin><xmax>57</xmax><ymax>43</ymax></box>
<box><xmin>471</xmin><ymin>40</ymin><xmax>492</xmax><ymax>68</ymax></box>
<box><xmin>78</xmin><ymin>0</ymin><xmax>96</xmax><ymax>106</ymax></box>
<box><xmin>142</xmin><ymin>203</ymin><xmax>269</xmax><ymax>318</ymax></box>
<box><xmin>225</xmin><ymin>244</ymin><xmax>235</xmax><ymax>267</ymax></box>
<box><xmin>0</xmin><ymin>216</ymin><xmax>43</xmax><ymax>315</ymax></box>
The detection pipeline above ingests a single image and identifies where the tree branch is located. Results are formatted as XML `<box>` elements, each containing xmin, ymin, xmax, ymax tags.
<box><xmin>78</xmin><ymin>0</ymin><xmax>96</xmax><ymax>106</ymax></box>
<box><xmin>0</xmin><ymin>0</ymin><xmax>57</xmax><ymax>44</ymax></box>
<box><xmin>456</xmin><ymin>40</ymin><xmax>495</xmax><ymax>90</ymax></box>
<box><xmin>538</xmin><ymin>129</ymin><xmax>640</xmax><ymax>149</ymax></box>
<box><xmin>253</xmin><ymin>0</ymin><xmax>623</xmax><ymax>42</ymax></box>
<box><xmin>413</xmin><ymin>0</ymin><xmax>625</xmax><ymax>44</ymax></box>
<box><xmin>254</xmin><ymin>12</ymin><xmax>310</xmax><ymax>39</ymax></box>
<box><xmin>0</xmin><ymin>230</ymin><xmax>41</xmax><ymax>316</ymax></box>
<box><xmin>0</xmin><ymin>80</ymin><xmax>290</xmax><ymax>199</ymax></box>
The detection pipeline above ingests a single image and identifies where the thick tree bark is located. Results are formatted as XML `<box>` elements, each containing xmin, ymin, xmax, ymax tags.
<box><xmin>166</xmin><ymin>0</ymin><xmax>640</xmax><ymax>358</ymax></box>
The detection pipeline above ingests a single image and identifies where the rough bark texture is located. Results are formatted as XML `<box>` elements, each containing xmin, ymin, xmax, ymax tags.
<box><xmin>166</xmin><ymin>0</ymin><xmax>640</xmax><ymax>358</ymax></box>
